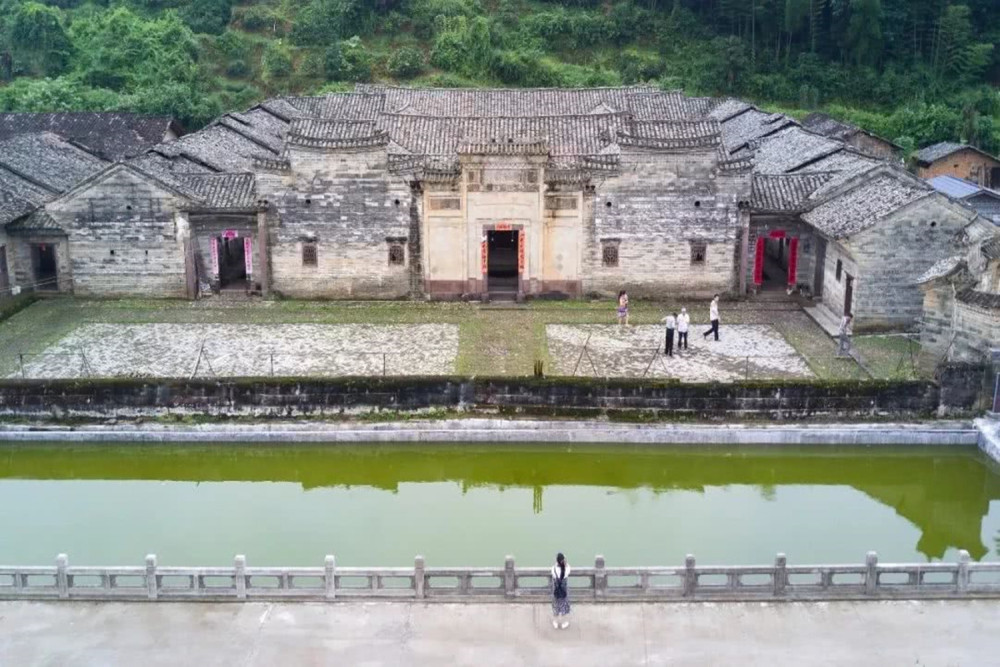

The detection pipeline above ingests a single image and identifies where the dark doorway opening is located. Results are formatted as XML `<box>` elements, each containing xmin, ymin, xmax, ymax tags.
<box><xmin>487</xmin><ymin>230</ymin><xmax>518</xmax><ymax>293</ymax></box>
<box><xmin>813</xmin><ymin>238</ymin><xmax>826</xmax><ymax>299</ymax></box>
<box><xmin>217</xmin><ymin>237</ymin><xmax>247</xmax><ymax>289</ymax></box>
<box><xmin>757</xmin><ymin>234</ymin><xmax>798</xmax><ymax>292</ymax></box>
<box><xmin>844</xmin><ymin>274</ymin><xmax>854</xmax><ymax>316</ymax></box>
<box><xmin>0</xmin><ymin>246</ymin><xmax>10</xmax><ymax>295</ymax></box>
<box><xmin>32</xmin><ymin>243</ymin><xmax>57</xmax><ymax>290</ymax></box>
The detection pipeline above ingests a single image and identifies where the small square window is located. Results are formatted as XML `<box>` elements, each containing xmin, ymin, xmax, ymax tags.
<box><xmin>388</xmin><ymin>243</ymin><xmax>405</xmax><ymax>266</ymax></box>
<box><xmin>602</xmin><ymin>241</ymin><xmax>619</xmax><ymax>268</ymax></box>
<box><xmin>836</xmin><ymin>259</ymin><xmax>842</xmax><ymax>282</ymax></box>
<box><xmin>690</xmin><ymin>242</ymin><xmax>707</xmax><ymax>265</ymax></box>
<box><xmin>302</xmin><ymin>242</ymin><xmax>318</xmax><ymax>267</ymax></box>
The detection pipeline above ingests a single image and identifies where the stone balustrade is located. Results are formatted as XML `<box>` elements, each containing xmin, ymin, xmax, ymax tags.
<box><xmin>1</xmin><ymin>552</ymin><xmax>998</xmax><ymax>602</ymax></box>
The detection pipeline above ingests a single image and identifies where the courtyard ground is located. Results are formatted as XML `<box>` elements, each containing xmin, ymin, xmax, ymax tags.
<box><xmin>0</xmin><ymin>297</ymin><xmax>924</xmax><ymax>380</ymax></box>
<box><xmin>1</xmin><ymin>599</ymin><xmax>997</xmax><ymax>666</ymax></box>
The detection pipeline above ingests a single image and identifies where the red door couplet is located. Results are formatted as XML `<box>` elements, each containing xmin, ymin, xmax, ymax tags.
<box><xmin>787</xmin><ymin>237</ymin><xmax>798</xmax><ymax>287</ymax></box>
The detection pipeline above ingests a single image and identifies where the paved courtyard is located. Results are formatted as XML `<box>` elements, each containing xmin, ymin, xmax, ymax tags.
<box><xmin>13</xmin><ymin>323</ymin><xmax>459</xmax><ymax>378</ymax></box>
<box><xmin>546</xmin><ymin>324</ymin><xmax>814</xmax><ymax>381</ymax></box>
<box><xmin>2</xmin><ymin>600</ymin><xmax>997</xmax><ymax>666</ymax></box>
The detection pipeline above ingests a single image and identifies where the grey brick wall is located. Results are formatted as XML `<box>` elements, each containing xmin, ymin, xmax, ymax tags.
<box><xmin>47</xmin><ymin>167</ymin><xmax>187</xmax><ymax>297</ymax></box>
<box><xmin>259</xmin><ymin>148</ymin><xmax>414</xmax><ymax>298</ymax></box>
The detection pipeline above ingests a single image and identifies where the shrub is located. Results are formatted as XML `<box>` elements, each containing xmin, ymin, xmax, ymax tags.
<box><xmin>262</xmin><ymin>42</ymin><xmax>293</xmax><ymax>83</ymax></box>
<box><xmin>387</xmin><ymin>46</ymin><xmax>425</xmax><ymax>79</ymax></box>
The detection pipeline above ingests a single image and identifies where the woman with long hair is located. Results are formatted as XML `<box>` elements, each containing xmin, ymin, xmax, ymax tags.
<box><xmin>551</xmin><ymin>552</ymin><xmax>571</xmax><ymax>629</ymax></box>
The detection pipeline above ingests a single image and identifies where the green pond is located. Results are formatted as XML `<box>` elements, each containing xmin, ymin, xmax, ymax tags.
<box><xmin>1</xmin><ymin>443</ymin><xmax>1000</xmax><ymax>568</ymax></box>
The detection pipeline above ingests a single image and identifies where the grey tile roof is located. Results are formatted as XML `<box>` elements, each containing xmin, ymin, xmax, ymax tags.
<box><xmin>915</xmin><ymin>142</ymin><xmax>971</xmax><ymax>165</ymax></box>
<box><xmin>152</xmin><ymin>124</ymin><xmax>280</xmax><ymax>172</ymax></box>
<box><xmin>956</xmin><ymin>287</ymin><xmax>1000</xmax><ymax>310</ymax></box>
<box><xmin>982</xmin><ymin>235</ymin><xmax>1000</xmax><ymax>260</ymax></box>
<box><xmin>792</xmin><ymin>151</ymin><xmax>882</xmax><ymax>199</ymax></box>
<box><xmin>0</xmin><ymin>132</ymin><xmax>108</xmax><ymax>193</ymax></box>
<box><xmin>750</xmin><ymin>126</ymin><xmax>843</xmax><ymax>174</ymax></box>
<box><xmin>719</xmin><ymin>108</ymin><xmax>793</xmax><ymax>152</ymax></box>
<box><xmin>625</xmin><ymin>92</ymin><xmax>715</xmax><ymax>120</ymax></box>
<box><xmin>6</xmin><ymin>208</ymin><xmax>62</xmax><ymax>233</ymax></box>
<box><xmin>357</xmin><ymin>84</ymin><xmax>659</xmax><ymax>116</ymax></box>
<box><xmin>915</xmin><ymin>255</ymin><xmax>964</xmax><ymax>284</ymax></box>
<box><xmin>800</xmin><ymin>113</ymin><xmax>857</xmax><ymax>141</ymax></box>
<box><xmin>281</xmin><ymin>93</ymin><xmax>386</xmax><ymax>120</ymax></box>
<box><xmin>178</xmin><ymin>173</ymin><xmax>256</xmax><ymax>209</ymax></box>
<box><xmin>0</xmin><ymin>112</ymin><xmax>177</xmax><ymax>160</ymax></box>
<box><xmin>803</xmin><ymin>174</ymin><xmax>930</xmax><ymax>239</ymax></box>
<box><xmin>0</xmin><ymin>164</ymin><xmax>53</xmax><ymax>225</ymax></box>
<box><xmin>708</xmin><ymin>99</ymin><xmax>753</xmax><ymax>122</ymax></box>
<box><xmin>751</xmin><ymin>173</ymin><xmax>835</xmax><ymax>212</ymax></box>
<box><xmin>375</xmin><ymin>113</ymin><xmax>628</xmax><ymax>156</ymax></box>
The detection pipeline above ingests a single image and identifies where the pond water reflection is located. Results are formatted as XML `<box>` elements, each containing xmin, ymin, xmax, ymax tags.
<box><xmin>1</xmin><ymin>443</ymin><xmax>998</xmax><ymax>568</ymax></box>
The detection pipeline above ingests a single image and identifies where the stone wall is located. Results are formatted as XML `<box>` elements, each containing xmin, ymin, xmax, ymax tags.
<box><xmin>0</xmin><ymin>376</ymin><xmax>949</xmax><ymax>420</ymax></box>
<box><xmin>46</xmin><ymin>167</ymin><xmax>187</xmax><ymax>297</ymax></box>
<box><xmin>8</xmin><ymin>233</ymin><xmax>72</xmax><ymax>293</ymax></box>
<box><xmin>847</xmin><ymin>196</ymin><xmax>974</xmax><ymax>331</ymax></box>
<box><xmin>259</xmin><ymin>147</ymin><xmax>414</xmax><ymax>299</ymax></box>
<box><xmin>584</xmin><ymin>149</ymin><xmax>748</xmax><ymax>298</ymax></box>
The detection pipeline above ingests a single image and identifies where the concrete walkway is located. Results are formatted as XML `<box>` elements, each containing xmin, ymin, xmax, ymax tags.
<box><xmin>1</xmin><ymin>600</ymin><xmax>997</xmax><ymax>666</ymax></box>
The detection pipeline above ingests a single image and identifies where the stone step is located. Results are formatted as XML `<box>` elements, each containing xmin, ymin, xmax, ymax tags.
<box><xmin>804</xmin><ymin>303</ymin><xmax>842</xmax><ymax>337</ymax></box>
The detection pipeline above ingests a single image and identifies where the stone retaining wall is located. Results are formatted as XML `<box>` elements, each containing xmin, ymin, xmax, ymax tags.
<box><xmin>0</xmin><ymin>376</ymin><xmax>958</xmax><ymax>420</ymax></box>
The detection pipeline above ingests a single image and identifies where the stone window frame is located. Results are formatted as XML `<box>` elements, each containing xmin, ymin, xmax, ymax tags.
<box><xmin>302</xmin><ymin>242</ymin><xmax>318</xmax><ymax>267</ymax></box>
<box><xmin>690</xmin><ymin>241</ymin><xmax>707</xmax><ymax>265</ymax></box>
<box><xmin>386</xmin><ymin>237</ymin><xmax>406</xmax><ymax>267</ymax></box>
<box><xmin>601</xmin><ymin>238</ymin><xmax>620</xmax><ymax>268</ymax></box>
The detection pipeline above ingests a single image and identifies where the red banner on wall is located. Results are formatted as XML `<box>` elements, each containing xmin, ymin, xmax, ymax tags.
<box><xmin>244</xmin><ymin>237</ymin><xmax>253</xmax><ymax>278</ymax></box>
<box><xmin>518</xmin><ymin>230</ymin><xmax>525</xmax><ymax>272</ymax></box>
<box><xmin>787</xmin><ymin>237</ymin><xmax>798</xmax><ymax>287</ymax></box>
<box><xmin>210</xmin><ymin>237</ymin><xmax>219</xmax><ymax>278</ymax></box>
<box><xmin>481</xmin><ymin>240</ymin><xmax>488</xmax><ymax>274</ymax></box>
<box><xmin>496</xmin><ymin>221</ymin><xmax>512</xmax><ymax>231</ymax></box>
<box><xmin>753</xmin><ymin>236</ymin><xmax>764</xmax><ymax>286</ymax></box>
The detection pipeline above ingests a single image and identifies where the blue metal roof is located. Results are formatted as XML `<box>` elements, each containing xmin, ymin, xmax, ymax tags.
<box><xmin>926</xmin><ymin>175</ymin><xmax>992</xmax><ymax>199</ymax></box>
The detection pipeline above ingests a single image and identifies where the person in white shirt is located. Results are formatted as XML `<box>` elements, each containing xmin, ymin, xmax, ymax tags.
<box><xmin>677</xmin><ymin>307</ymin><xmax>690</xmax><ymax>351</ymax></box>
<box><xmin>837</xmin><ymin>313</ymin><xmax>853</xmax><ymax>357</ymax></box>
<box><xmin>703</xmin><ymin>294</ymin><xmax>720</xmax><ymax>341</ymax></box>
<box><xmin>661</xmin><ymin>312</ymin><xmax>677</xmax><ymax>356</ymax></box>
<box><xmin>551</xmin><ymin>553</ymin><xmax>571</xmax><ymax>629</ymax></box>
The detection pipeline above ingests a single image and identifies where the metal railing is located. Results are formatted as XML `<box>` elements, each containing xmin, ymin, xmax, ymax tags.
<box><xmin>2</xmin><ymin>551</ymin><xmax>998</xmax><ymax>602</ymax></box>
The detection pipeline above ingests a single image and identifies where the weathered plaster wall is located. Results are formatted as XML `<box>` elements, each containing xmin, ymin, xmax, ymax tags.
<box><xmin>584</xmin><ymin>150</ymin><xmax>748</xmax><ymax>298</ymax></box>
<box><xmin>260</xmin><ymin>147</ymin><xmax>413</xmax><ymax>299</ymax></box>
<box><xmin>47</xmin><ymin>168</ymin><xmax>187</xmax><ymax>297</ymax></box>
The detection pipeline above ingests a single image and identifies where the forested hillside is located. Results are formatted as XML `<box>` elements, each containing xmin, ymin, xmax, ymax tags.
<box><xmin>0</xmin><ymin>0</ymin><xmax>997</xmax><ymax>154</ymax></box>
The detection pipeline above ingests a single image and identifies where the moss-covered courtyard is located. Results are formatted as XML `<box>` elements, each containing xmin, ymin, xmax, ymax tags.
<box><xmin>0</xmin><ymin>297</ymin><xmax>928</xmax><ymax>381</ymax></box>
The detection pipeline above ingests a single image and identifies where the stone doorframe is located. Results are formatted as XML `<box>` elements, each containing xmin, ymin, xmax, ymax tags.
<box><xmin>480</xmin><ymin>221</ymin><xmax>526</xmax><ymax>299</ymax></box>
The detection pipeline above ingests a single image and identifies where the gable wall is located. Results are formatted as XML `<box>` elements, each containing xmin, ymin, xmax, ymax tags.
<box><xmin>47</xmin><ymin>169</ymin><xmax>187</xmax><ymax>297</ymax></box>
<box><xmin>850</xmin><ymin>196</ymin><xmax>972</xmax><ymax>329</ymax></box>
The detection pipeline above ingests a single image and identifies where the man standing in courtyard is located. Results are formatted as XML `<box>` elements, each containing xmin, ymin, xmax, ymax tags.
<box><xmin>661</xmin><ymin>312</ymin><xmax>676</xmax><ymax>357</ymax></box>
<box><xmin>837</xmin><ymin>312</ymin><xmax>853</xmax><ymax>358</ymax></box>
<box><xmin>677</xmin><ymin>307</ymin><xmax>689</xmax><ymax>352</ymax></box>
<box><xmin>703</xmin><ymin>295</ymin><xmax>720</xmax><ymax>341</ymax></box>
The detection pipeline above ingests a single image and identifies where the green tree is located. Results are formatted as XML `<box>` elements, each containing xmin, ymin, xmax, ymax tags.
<box><xmin>846</xmin><ymin>0</ymin><xmax>881</xmax><ymax>66</ymax></box>
<box><xmin>9</xmin><ymin>2</ymin><xmax>72</xmax><ymax>76</ymax></box>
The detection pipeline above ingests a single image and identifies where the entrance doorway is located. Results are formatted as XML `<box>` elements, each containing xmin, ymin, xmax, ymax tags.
<box><xmin>844</xmin><ymin>274</ymin><xmax>854</xmax><ymax>316</ymax></box>
<box><xmin>487</xmin><ymin>229</ymin><xmax>519</xmax><ymax>293</ymax></box>
<box><xmin>31</xmin><ymin>243</ymin><xmax>57</xmax><ymax>290</ymax></box>
<box><xmin>753</xmin><ymin>233</ymin><xmax>798</xmax><ymax>292</ymax></box>
<box><xmin>217</xmin><ymin>236</ymin><xmax>247</xmax><ymax>289</ymax></box>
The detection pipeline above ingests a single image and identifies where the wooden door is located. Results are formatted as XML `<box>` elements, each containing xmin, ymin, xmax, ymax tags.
<box><xmin>844</xmin><ymin>274</ymin><xmax>854</xmax><ymax>316</ymax></box>
<box><xmin>813</xmin><ymin>238</ymin><xmax>826</xmax><ymax>298</ymax></box>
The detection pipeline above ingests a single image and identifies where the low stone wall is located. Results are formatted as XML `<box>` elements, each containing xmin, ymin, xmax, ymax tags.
<box><xmin>0</xmin><ymin>376</ymin><xmax>947</xmax><ymax>420</ymax></box>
